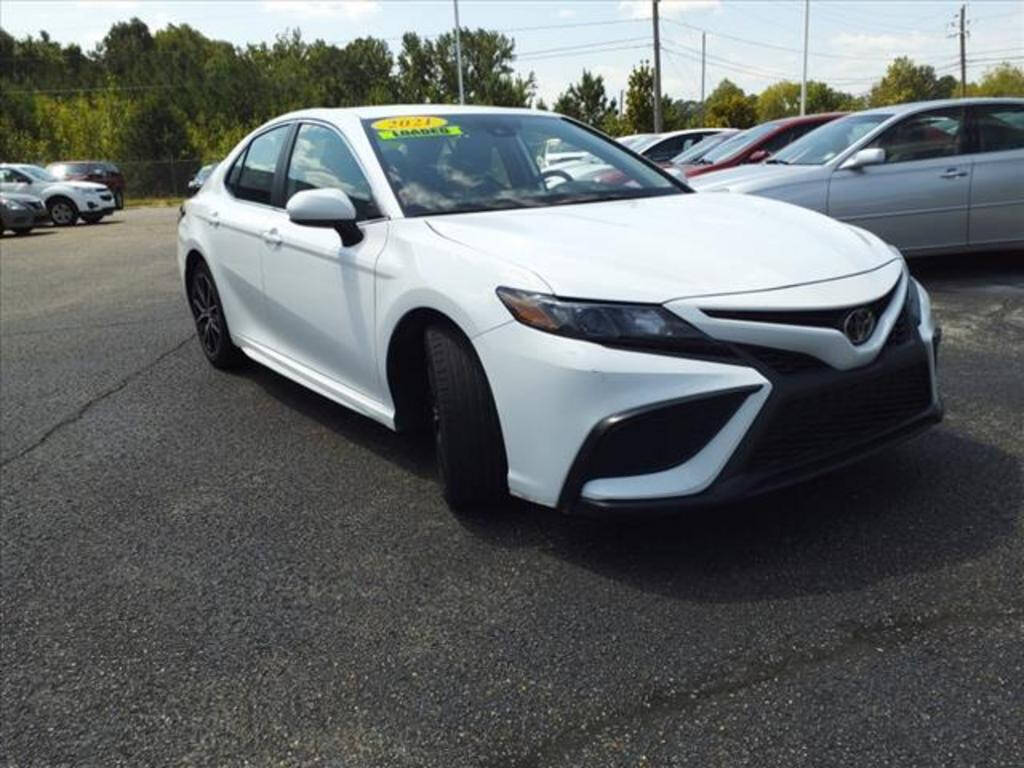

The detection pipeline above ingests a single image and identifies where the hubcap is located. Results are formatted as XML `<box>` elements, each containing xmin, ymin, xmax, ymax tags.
<box><xmin>51</xmin><ymin>202</ymin><xmax>73</xmax><ymax>225</ymax></box>
<box><xmin>190</xmin><ymin>273</ymin><xmax>222</xmax><ymax>356</ymax></box>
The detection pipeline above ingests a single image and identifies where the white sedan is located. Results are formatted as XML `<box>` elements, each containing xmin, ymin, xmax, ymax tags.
<box><xmin>178</xmin><ymin>106</ymin><xmax>942</xmax><ymax>513</ymax></box>
<box><xmin>0</xmin><ymin>164</ymin><xmax>116</xmax><ymax>226</ymax></box>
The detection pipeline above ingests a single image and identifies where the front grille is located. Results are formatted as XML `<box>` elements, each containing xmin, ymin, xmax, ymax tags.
<box><xmin>736</xmin><ymin>344</ymin><xmax>827</xmax><ymax>374</ymax></box>
<box><xmin>702</xmin><ymin>281</ymin><xmax>900</xmax><ymax>332</ymax></box>
<box><xmin>745</xmin><ymin>359</ymin><xmax>932</xmax><ymax>473</ymax></box>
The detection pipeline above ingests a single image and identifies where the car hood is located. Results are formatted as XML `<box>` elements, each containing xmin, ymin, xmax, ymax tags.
<box><xmin>1</xmin><ymin>191</ymin><xmax>44</xmax><ymax>204</ymax></box>
<box><xmin>689</xmin><ymin>163</ymin><xmax>826</xmax><ymax>192</ymax></box>
<box><xmin>426</xmin><ymin>193</ymin><xmax>895</xmax><ymax>303</ymax></box>
<box><xmin>61</xmin><ymin>180</ymin><xmax>109</xmax><ymax>192</ymax></box>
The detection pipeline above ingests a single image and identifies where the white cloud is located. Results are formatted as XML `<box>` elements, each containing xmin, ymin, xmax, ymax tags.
<box><xmin>557</xmin><ymin>8</ymin><xmax>576</xmax><ymax>19</ymax></box>
<box><xmin>618</xmin><ymin>0</ymin><xmax>720</xmax><ymax>20</ymax></box>
<box><xmin>75</xmin><ymin>1</ymin><xmax>140</xmax><ymax>7</ymax></box>
<box><xmin>262</xmin><ymin>1</ymin><xmax>380</xmax><ymax>19</ymax></box>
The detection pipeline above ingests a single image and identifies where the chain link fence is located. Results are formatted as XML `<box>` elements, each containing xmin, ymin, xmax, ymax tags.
<box><xmin>114</xmin><ymin>159</ymin><xmax>205</xmax><ymax>199</ymax></box>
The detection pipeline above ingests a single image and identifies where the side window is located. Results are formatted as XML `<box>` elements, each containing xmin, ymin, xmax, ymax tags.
<box><xmin>646</xmin><ymin>135</ymin><xmax>688</xmax><ymax>162</ymax></box>
<box><xmin>233</xmin><ymin>125</ymin><xmax>289</xmax><ymax>205</ymax></box>
<box><xmin>1</xmin><ymin>169</ymin><xmax>30</xmax><ymax>184</ymax></box>
<box><xmin>973</xmin><ymin>105</ymin><xmax>1024</xmax><ymax>153</ymax></box>
<box><xmin>285</xmin><ymin>123</ymin><xmax>381</xmax><ymax>220</ymax></box>
<box><xmin>870</xmin><ymin>108</ymin><xmax>964</xmax><ymax>163</ymax></box>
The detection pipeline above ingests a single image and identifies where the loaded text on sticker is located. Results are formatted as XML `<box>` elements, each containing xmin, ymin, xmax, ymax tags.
<box><xmin>377</xmin><ymin>125</ymin><xmax>464</xmax><ymax>140</ymax></box>
<box><xmin>371</xmin><ymin>116</ymin><xmax>448</xmax><ymax>131</ymax></box>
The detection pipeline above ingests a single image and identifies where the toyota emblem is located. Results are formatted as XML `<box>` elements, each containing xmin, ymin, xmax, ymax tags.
<box><xmin>843</xmin><ymin>307</ymin><xmax>876</xmax><ymax>345</ymax></box>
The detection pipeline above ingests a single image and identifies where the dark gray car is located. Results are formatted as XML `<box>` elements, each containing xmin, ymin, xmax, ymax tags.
<box><xmin>691</xmin><ymin>98</ymin><xmax>1024</xmax><ymax>256</ymax></box>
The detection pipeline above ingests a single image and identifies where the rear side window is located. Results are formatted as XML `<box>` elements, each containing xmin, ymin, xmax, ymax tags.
<box><xmin>284</xmin><ymin>123</ymin><xmax>381</xmax><ymax>220</ymax></box>
<box><xmin>973</xmin><ymin>104</ymin><xmax>1024</xmax><ymax>153</ymax></box>
<box><xmin>870</xmin><ymin>108</ymin><xmax>964</xmax><ymax>163</ymax></box>
<box><xmin>231</xmin><ymin>125</ymin><xmax>290</xmax><ymax>205</ymax></box>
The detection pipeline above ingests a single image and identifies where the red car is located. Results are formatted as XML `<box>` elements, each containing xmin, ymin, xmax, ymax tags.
<box><xmin>679</xmin><ymin>112</ymin><xmax>846</xmax><ymax>179</ymax></box>
<box><xmin>47</xmin><ymin>161</ymin><xmax>125</xmax><ymax>209</ymax></box>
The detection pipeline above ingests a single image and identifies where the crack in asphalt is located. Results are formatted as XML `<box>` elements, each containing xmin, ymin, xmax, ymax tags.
<box><xmin>494</xmin><ymin>606</ymin><xmax>1022</xmax><ymax>768</ymax></box>
<box><xmin>0</xmin><ymin>334</ymin><xmax>195</xmax><ymax>469</ymax></box>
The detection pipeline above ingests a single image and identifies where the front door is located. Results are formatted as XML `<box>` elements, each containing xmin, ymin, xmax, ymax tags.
<box><xmin>260</xmin><ymin>122</ymin><xmax>386</xmax><ymax>400</ymax></box>
<box><xmin>828</xmin><ymin>106</ymin><xmax>969</xmax><ymax>253</ymax></box>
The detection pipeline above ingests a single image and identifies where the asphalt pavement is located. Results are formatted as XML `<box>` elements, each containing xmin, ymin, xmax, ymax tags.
<box><xmin>1</xmin><ymin>208</ymin><xmax>1022</xmax><ymax>767</ymax></box>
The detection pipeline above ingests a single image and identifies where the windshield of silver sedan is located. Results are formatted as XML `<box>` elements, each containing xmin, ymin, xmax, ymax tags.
<box><xmin>362</xmin><ymin>114</ymin><xmax>684</xmax><ymax>217</ymax></box>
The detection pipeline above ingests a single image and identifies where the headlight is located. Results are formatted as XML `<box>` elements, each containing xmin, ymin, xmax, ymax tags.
<box><xmin>496</xmin><ymin>287</ymin><xmax>707</xmax><ymax>348</ymax></box>
<box><xmin>3</xmin><ymin>199</ymin><xmax>25</xmax><ymax>210</ymax></box>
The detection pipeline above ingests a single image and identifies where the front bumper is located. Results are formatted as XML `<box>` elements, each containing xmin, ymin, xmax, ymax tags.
<box><xmin>474</xmin><ymin>273</ymin><xmax>940</xmax><ymax>512</ymax></box>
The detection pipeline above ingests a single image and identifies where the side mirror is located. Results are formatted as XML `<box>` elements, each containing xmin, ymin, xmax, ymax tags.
<box><xmin>840</xmin><ymin>147</ymin><xmax>885</xmax><ymax>171</ymax></box>
<box><xmin>747</xmin><ymin>149</ymin><xmax>770</xmax><ymax>163</ymax></box>
<box><xmin>286</xmin><ymin>187</ymin><xmax>363</xmax><ymax>246</ymax></box>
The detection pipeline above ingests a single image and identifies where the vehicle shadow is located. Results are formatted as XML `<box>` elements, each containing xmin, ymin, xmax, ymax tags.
<box><xmin>2</xmin><ymin>229</ymin><xmax>58</xmax><ymax>238</ymax></box>
<box><xmin>910</xmin><ymin>249</ymin><xmax>1024</xmax><ymax>288</ymax></box>
<box><xmin>232</xmin><ymin>359</ymin><xmax>1019</xmax><ymax>604</ymax></box>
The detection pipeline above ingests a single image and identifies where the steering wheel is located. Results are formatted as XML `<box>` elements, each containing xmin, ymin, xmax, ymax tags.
<box><xmin>541</xmin><ymin>169</ymin><xmax>573</xmax><ymax>186</ymax></box>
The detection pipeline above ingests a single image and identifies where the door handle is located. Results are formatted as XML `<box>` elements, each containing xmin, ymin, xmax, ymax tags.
<box><xmin>208</xmin><ymin>211</ymin><xmax>220</xmax><ymax>227</ymax></box>
<box><xmin>261</xmin><ymin>229</ymin><xmax>283</xmax><ymax>247</ymax></box>
<box><xmin>939</xmin><ymin>169</ymin><xmax>968</xmax><ymax>179</ymax></box>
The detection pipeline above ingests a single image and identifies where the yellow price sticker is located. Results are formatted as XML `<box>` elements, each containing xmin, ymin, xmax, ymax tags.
<box><xmin>371</xmin><ymin>116</ymin><xmax>448</xmax><ymax>132</ymax></box>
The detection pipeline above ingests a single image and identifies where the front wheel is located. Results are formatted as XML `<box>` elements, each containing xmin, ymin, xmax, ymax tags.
<box><xmin>424</xmin><ymin>324</ymin><xmax>508</xmax><ymax>509</ymax></box>
<box><xmin>47</xmin><ymin>197</ymin><xmax>78</xmax><ymax>226</ymax></box>
<box><xmin>114</xmin><ymin>190</ymin><xmax>124</xmax><ymax>209</ymax></box>
<box><xmin>188</xmin><ymin>261</ymin><xmax>244</xmax><ymax>369</ymax></box>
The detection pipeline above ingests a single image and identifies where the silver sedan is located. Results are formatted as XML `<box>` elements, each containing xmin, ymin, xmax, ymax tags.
<box><xmin>690</xmin><ymin>98</ymin><xmax>1024</xmax><ymax>256</ymax></box>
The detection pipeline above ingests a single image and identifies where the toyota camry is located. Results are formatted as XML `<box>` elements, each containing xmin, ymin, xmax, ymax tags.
<box><xmin>177</xmin><ymin>106</ymin><xmax>942</xmax><ymax>513</ymax></box>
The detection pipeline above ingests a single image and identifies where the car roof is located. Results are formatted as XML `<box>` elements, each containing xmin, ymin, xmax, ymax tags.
<box><xmin>278</xmin><ymin>104</ymin><xmax>541</xmax><ymax>122</ymax></box>
<box><xmin>854</xmin><ymin>96</ymin><xmax>1024</xmax><ymax>117</ymax></box>
<box><xmin>774</xmin><ymin>111</ymin><xmax>848</xmax><ymax>127</ymax></box>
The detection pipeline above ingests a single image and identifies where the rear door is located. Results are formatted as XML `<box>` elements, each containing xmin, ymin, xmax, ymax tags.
<box><xmin>966</xmin><ymin>102</ymin><xmax>1024</xmax><ymax>247</ymax></box>
<box><xmin>207</xmin><ymin>123</ymin><xmax>292</xmax><ymax>346</ymax></box>
<box><xmin>827</xmin><ymin>106</ymin><xmax>969</xmax><ymax>253</ymax></box>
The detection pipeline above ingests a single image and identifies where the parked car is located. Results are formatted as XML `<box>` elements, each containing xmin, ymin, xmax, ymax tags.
<box><xmin>1</xmin><ymin>194</ymin><xmax>39</xmax><ymax>235</ymax></box>
<box><xmin>622</xmin><ymin>129</ymin><xmax>731</xmax><ymax>164</ymax></box>
<box><xmin>47</xmin><ymin>161</ymin><xmax>125</xmax><ymax>209</ymax></box>
<box><xmin>0</xmin><ymin>190</ymin><xmax>49</xmax><ymax>231</ymax></box>
<box><xmin>187</xmin><ymin>163</ymin><xmax>218</xmax><ymax>195</ymax></box>
<box><xmin>668</xmin><ymin>129</ymin><xmax>740</xmax><ymax>166</ymax></box>
<box><xmin>690</xmin><ymin>98</ymin><xmax>1024</xmax><ymax>256</ymax></box>
<box><xmin>178</xmin><ymin>106</ymin><xmax>940</xmax><ymax>514</ymax></box>
<box><xmin>680</xmin><ymin>112</ymin><xmax>846</xmax><ymax>178</ymax></box>
<box><xmin>0</xmin><ymin>164</ymin><xmax>116</xmax><ymax>226</ymax></box>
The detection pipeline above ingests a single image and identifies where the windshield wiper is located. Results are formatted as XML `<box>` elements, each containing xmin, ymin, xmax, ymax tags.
<box><xmin>765</xmin><ymin>158</ymin><xmax>789</xmax><ymax>165</ymax></box>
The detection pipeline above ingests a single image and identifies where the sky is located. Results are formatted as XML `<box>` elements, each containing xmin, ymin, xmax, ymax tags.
<box><xmin>2</xmin><ymin>0</ymin><xmax>1022</xmax><ymax>104</ymax></box>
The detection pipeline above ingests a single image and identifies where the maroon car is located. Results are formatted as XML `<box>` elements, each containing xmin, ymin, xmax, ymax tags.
<box><xmin>680</xmin><ymin>112</ymin><xmax>846</xmax><ymax>179</ymax></box>
<box><xmin>47</xmin><ymin>161</ymin><xmax>125</xmax><ymax>209</ymax></box>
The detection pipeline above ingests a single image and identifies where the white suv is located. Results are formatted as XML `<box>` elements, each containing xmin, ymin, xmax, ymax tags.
<box><xmin>178</xmin><ymin>106</ymin><xmax>941</xmax><ymax>514</ymax></box>
<box><xmin>0</xmin><ymin>164</ymin><xmax>116</xmax><ymax>226</ymax></box>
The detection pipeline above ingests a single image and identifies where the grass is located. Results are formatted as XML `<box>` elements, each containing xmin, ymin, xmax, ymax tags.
<box><xmin>124</xmin><ymin>197</ymin><xmax>184</xmax><ymax>209</ymax></box>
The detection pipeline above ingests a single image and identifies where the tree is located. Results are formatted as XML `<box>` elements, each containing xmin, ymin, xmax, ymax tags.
<box><xmin>970</xmin><ymin>63</ymin><xmax>1024</xmax><ymax>96</ymax></box>
<box><xmin>757</xmin><ymin>80</ymin><xmax>858</xmax><ymax>121</ymax></box>
<box><xmin>703</xmin><ymin>78</ymin><xmax>757</xmax><ymax>128</ymax></box>
<box><xmin>868</xmin><ymin>57</ymin><xmax>957</xmax><ymax>107</ymax></box>
<box><xmin>620</xmin><ymin>61</ymin><xmax>679</xmax><ymax>133</ymax></box>
<box><xmin>552</xmin><ymin>69</ymin><xmax>615</xmax><ymax>127</ymax></box>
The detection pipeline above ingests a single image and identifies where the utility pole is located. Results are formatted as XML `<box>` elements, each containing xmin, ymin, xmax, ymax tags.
<box><xmin>958</xmin><ymin>4</ymin><xmax>967</xmax><ymax>97</ymax></box>
<box><xmin>652</xmin><ymin>0</ymin><xmax>663</xmax><ymax>132</ymax></box>
<box><xmin>453</xmin><ymin>0</ymin><xmax>465</xmax><ymax>105</ymax></box>
<box><xmin>700</xmin><ymin>31</ymin><xmax>706</xmax><ymax>124</ymax></box>
<box><xmin>800</xmin><ymin>0</ymin><xmax>809</xmax><ymax>115</ymax></box>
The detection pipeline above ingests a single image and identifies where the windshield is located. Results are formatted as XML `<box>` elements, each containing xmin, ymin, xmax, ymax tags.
<box><xmin>771</xmin><ymin>113</ymin><xmax>893</xmax><ymax>165</ymax></box>
<box><xmin>22</xmin><ymin>165</ymin><xmax>57</xmax><ymax>182</ymax></box>
<box><xmin>618</xmin><ymin>134</ymin><xmax>655</xmax><ymax>149</ymax></box>
<box><xmin>362</xmin><ymin>114</ymin><xmax>683</xmax><ymax>217</ymax></box>
<box><xmin>671</xmin><ymin>132</ymin><xmax>735</xmax><ymax>164</ymax></box>
<box><xmin>697</xmin><ymin>122</ymin><xmax>780</xmax><ymax>164</ymax></box>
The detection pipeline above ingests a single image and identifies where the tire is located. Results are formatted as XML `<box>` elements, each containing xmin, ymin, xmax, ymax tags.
<box><xmin>47</xmin><ymin>197</ymin><xmax>78</xmax><ymax>226</ymax></box>
<box><xmin>114</xmin><ymin>190</ymin><xmax>124</xmax><ymax>209</ymax></box>
<box><xmin>12</xmin><ymin>227</ymin><xmax>32</xmax><ymax>236</ymax></box>
<box><xmin>81</xmin><ymin>214</ymin><xmax>103</xmax><ymax>224</ymax></box>
<box><xmin>424</xmin><ymin>324</ymin><xmax>508</xmax><ymax>508</ymax></box>
<box><xmin>188</xmin><ymin>260</ymin><xmax>244</xmax><ymax>369</ymax></box>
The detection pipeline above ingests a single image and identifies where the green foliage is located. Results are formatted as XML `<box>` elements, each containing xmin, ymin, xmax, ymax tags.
<box><xmin>703</xmin><ymin>78</ymin><xmax>757</xmax><ymax>128</ymax></box>
<box><xmin>969</xmin><ymin>63</ymin><xmax>1024</xmax><ymax>96</ymax></box>
<box><xmin>756</xmin><ymin>80</ymin><xmax>859</xmax><ymax>121</ymax></box>
<box><xmin>552</xmin><ymin>69</ymin><xmax>616</xmax><ymax>128</ymax></box>
<box><xmin>868</xmin><ymin>56</ymin><xmax>957</xmax><ymax>107</ymax></box>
